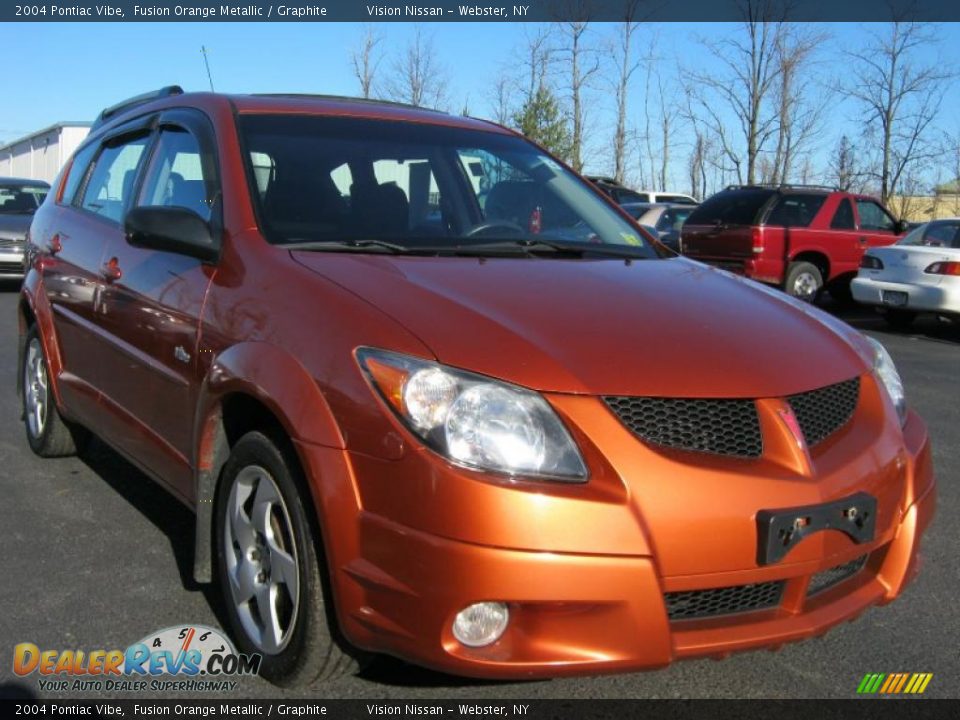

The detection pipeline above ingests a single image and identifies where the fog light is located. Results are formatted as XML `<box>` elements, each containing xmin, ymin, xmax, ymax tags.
<box><xmin>452</xmin><ymin>602</ymin><xmax>509</xmax><ymax>647</ymax></box>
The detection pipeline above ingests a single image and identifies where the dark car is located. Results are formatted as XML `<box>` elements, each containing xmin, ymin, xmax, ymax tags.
<box><xmin>0</xmin><ymin>178</ymin><xmax>50</xmax><ymax>278</ymax></box>
<box><xmin>621</xmin><ymin>202</ymin><xmax>697</xmax><ymax>252</ymax></box>
<box><xmin>17</xmin><ymin>88</ymin><xmax>935</xmax><ymax>686</ymax></box>
<box><xmin>680</xmin><ymin>185</ymin><xmax>907</xmax><ymax>301</ymax></box>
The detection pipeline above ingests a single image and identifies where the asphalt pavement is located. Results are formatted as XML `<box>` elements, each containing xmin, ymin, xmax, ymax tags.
<box><xmin>0</xmin><ymin>280</ymin><xmax>956</xmax><ymax>700</ymax></box>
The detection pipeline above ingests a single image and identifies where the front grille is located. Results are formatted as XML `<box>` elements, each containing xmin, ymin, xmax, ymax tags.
<box><xmin>0</xmin><ymin>260</ymin><xmax>24</xmax><ymax>274</ymax></box>
<box><xmin>665</xmin><ymin>580</ymin><xmax>784</xmax><ymax>620</ymax></box>
<box><xmin>603</xmin><ymin>396</ymin><xmax>762</xmax><ymax>458</ymax></box>
<box><xmin>0</xmin><ymin>236</ymin><xmax>25</xmax><ymax>249</ymax></box>
<box><xmin>808</xmin><ymin>554</ymin><xmax>868</xmax><ymax>596</ymax></box>
<box><xmin>788</xmin><ymin>378</ymin><xmax>860</xmax><ymax>447</ymax></box>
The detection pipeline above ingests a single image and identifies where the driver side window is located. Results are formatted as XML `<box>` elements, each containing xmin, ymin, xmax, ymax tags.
<box><xmin>138</xmin><ymin>127</ymin><xmax>215</xmax><ymax>222</ymax></box>
<box><xmin>855</xmin><ymin>200</ymin><xmax>895</xmax><ymax>232</ymax></box>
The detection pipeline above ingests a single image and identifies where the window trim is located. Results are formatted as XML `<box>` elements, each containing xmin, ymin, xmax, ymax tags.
<box><xmin>75</xmin><ymin>125</ymin><xmax>156</xmax><ymax>227</ymax></box>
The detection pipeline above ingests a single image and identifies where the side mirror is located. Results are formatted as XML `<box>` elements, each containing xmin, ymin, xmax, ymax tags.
<box><xmin>894</xmin><ymin>219</ymin><xmax>909</xmax><ymax>235</ymax></box>
<box><xmin>124</xmin><ymin>206</ymin><xmax>218</xmax><ymax>262</ymax></box>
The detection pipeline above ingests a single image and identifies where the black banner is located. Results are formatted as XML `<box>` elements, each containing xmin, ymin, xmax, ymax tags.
<box><xmin>0</xmin><ymin>699</ymin><xmax>957</xmax><ymax>719</ymax></box>
<box><xmin>3</xmin><ymin>0</ymin><xmax>960</xmax><ymax>23</ymax></box>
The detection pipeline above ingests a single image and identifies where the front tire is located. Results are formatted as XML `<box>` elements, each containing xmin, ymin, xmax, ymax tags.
<box><xmin>215</xmin><ymin>430</ymin><xmax>362</xmax><ymax>686</ymax></box>
<box><xmin>21</xmin><ymin>326</ymin><xmax>85</xmax><ymax>457</ymax></box>
<box><xmin>784</xmin><ymin>261</ymin><xmax>823</xmax><ymax>303</ymax></box>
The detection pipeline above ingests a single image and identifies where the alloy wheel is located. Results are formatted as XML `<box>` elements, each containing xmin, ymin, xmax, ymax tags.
<box><xmin>223</xmin><ymin>465</ymin><xmax>300</xmax><ymax>654</ymax></box>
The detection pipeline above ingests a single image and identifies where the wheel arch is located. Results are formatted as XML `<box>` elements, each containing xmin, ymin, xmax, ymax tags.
<box><xmin>789</xmin><ymin>250</ymin><xmax>831</xmax><ymax>282</ymax></box>
<box><xmin>191</xmin><ymin>342</ymin><xmax>347</xmax><ymax>583</ymax></box>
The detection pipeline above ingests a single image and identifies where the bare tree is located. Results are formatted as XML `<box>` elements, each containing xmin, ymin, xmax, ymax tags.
<box><xmin>351</xmin><ymin>26</ymin><xmax>384</xmax><ymax>99</ymax></box>
<box><xmin>611</xmin><ymin>2</ymin><xmax>643</xmax><ymax>183</ymax></box>
<box><xmin>769</xmin><ymin>25</ymin><xmax>829</xmax><ymax>184</ymax></box>
<box><xmin>487</xmin><ymin>72</ymin><xmax>515</xmax><ymax>126</ymax></box>
<box><xmin>684</xmin><ymin>0</ymin><xmax>787</xmax><ymax>184</ymax></box>
<box><xmin>519</xmin><ymin>27</ymin><xmax>555</xmax><ymax>102</ymax></box>
<box><xmin>842</xmin><ymin>21</ymin><xmax>953</xmax><ymax>203</ymax></box>
<box><xmin>382</xmin><ymin>27</ymin><xmax>449</xmax><ymax>109</ymax></box>
<box><xmin>828</xmin><ymin>135</ymin><xmax>865</xmax><ymax>192</ymax></box>
<box><xmin>556</xmin><ymin>8</ymin><xmax>601</xmax><ymax>173</ymax></box>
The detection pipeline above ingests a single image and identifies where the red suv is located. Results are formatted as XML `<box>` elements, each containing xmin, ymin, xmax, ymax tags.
<box><xmin>18</xmin><ymin>89</ymin><xmax>934</xmax><ymax>686</ymax></box>
<box><xmin>681</xmin><ymin>185</ymin><xmax>907</xmax><ymax>301</ymax></box>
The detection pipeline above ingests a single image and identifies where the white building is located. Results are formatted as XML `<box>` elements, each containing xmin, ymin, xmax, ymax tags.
<box><xmin>0</xmin><ymin>122</ymin><xmax>91</xmax><ymax>183</ymax></box>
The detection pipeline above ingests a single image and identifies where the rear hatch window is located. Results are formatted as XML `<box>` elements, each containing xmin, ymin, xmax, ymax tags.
<box><xmin>685</xmin><ymin>188</ymin><xmax>774</xmax><ymax>227</ymax></box>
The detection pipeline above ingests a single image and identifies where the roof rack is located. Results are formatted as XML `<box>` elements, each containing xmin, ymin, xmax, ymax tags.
<box><xmin>252</xmin><ymin>93</ymin><xmax>449</xmax><ymax>115</ymax></box>
<box><xmin>91</xmin><ymin>86</ymin><xmax>184</xmax><ymax>131</ymax></box>
<box><xmin>725</xmin><ymin>183</ymin><xmax>839</xmax><ymax>192</ymax></box>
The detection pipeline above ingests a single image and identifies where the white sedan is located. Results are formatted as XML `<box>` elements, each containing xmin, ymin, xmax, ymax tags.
<box><xmin>852</xmin><ymin>218</ymin><xmax>960</xmax><ymax>328</ymax></box>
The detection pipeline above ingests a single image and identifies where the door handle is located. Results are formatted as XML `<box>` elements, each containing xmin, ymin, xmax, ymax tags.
<box><xmin>100</xmin><ymin>257</ymin><xmax>122</xmax><ymax>282</ymax></box>
<box><xmin>858</xmin><ymin>236</ymin><xmax>868</xmax><ymax>244</ymax></box>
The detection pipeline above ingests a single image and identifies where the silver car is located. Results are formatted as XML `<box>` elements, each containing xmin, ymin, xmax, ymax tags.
<box><xmin>0</xmin><ymin>178</ymin><xmax>50</xmax><ymax>278</ymax></box>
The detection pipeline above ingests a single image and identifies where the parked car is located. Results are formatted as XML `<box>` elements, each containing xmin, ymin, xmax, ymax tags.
<box><xmin>586</xmin><ymin>176</ymin><xmax>697</xmax><ymax>206</ymax></box>
<box><xmin>0</xmin><ymin>177</ymin><xmax>50</xmax><ymax>278</ymax></box>
<box><xmin>622</xmin><ymin>202</ymin><xmax>698</xmax><ymax>251</ymax></box>
<box><xmin>852</xmin><ymin>218</ymin><xmax>960</xmax><ymax>328</ymax></box>
<box><xmin>19</xmin><ymin>88</ymin><xmax>935</xmax><ymax>685</ymax></box>
<box><xmin>681</xmin><ymin>185</ymin><xmax>908</xmax><ymax>301</ymax></box>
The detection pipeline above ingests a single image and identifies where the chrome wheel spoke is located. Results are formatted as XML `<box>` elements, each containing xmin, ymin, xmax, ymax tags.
<box><xmin>230</xmin><ymin>499</ymin><xmax>256</xmax><ymax>550</ymax></box>
<box><xmin>230</xmin><ymin>560</ymin><xmax>258</xmax><ymax>604</ymax></box>
<box><xmin>256</xmin><ymin>583</ymin><xmax>283</xmax><ymax>653</ymax></box>
<box><xmin>270</xmin><ymin>546</ymin><xmax>298</xmax><ymax>603</ymax></box>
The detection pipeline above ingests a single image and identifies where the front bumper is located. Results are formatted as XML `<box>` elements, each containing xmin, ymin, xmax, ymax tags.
<box><xmin>852</xmin><ymin>276</ymin><xmax>960</xmax><ymax>314</ymax></box>
<box><xmin>298</xmin><ymin>400</ymin><xmax>935</xmax><ymax>679</ymax></box>
<box><xmin>0</xmin><ymin>248</ymin><xmax>25</xmax><ymax>278</ymax></box>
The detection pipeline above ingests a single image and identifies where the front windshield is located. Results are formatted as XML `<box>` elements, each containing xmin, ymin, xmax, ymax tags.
<box><xmin>897</xmin><ymin>220</ymin><xmax>960</xmax><ymax>249</ymax></box>
<box><xmin>0</xmin><ymin>184</ymin><xmax>47</xmax><ymax>214</ymax></box>
<box><xmin>239</xmin><ymin>114</ymin><xmax>658</xmax><ymax>257</ymax></box>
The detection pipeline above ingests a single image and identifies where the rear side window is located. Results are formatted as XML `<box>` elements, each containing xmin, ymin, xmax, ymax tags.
<box><xmin>856</xmin><ymin>200</ymin><xmax>896</xmax><ymax>232</ymax></box>
<box><xmin>686</xmin><ymin>189</ymin><xmax>774</xmax><ymax>226</ymax></box>
<box><xmin>618</xmin><ymin>190</ymin><xmax>647</xmax><ymax>203</ymax></box>
<box><xmin>830</xmin><ymin>199</ymin><xmax>855</xmax><ymax>230</ymax></box>
<box><xmin>80</xmin><ymin>135</ymin><xmax>150</xmax><ymax>223</ymax></box>
<box><xmin>61</xmin><ymin>142</ymin><xmax>97</xmax><ymax>205</ymax></box>
<box><xmin>765</xmin><ymin>194</ymin><xmax>826</xmax><ymax>227</ymax></box>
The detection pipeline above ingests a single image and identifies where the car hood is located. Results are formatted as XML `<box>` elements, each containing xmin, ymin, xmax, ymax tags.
<box><xmin>292</xmin><ymin>252</ymin><xmax>871</xmax><ymax>397</ymax></box>
<box><xmin>0</xmin><ymin>213</ymin><xmax>32</xmax><ymax>239</ymax></box>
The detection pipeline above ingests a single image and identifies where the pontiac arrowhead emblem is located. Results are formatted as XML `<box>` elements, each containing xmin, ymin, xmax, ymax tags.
<box><xmin>778</xmin><ymin>406</ymin><xmax>807</xmax><ymax>450</ymax></box>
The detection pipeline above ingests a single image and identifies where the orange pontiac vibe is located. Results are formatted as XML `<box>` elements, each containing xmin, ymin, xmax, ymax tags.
<box><xmin>18</xmin><ymin>88</ymin><xmax>935</xmax><ymax>686</ymax></box>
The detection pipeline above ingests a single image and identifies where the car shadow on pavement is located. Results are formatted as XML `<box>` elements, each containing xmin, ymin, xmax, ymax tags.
<box><xmin>827</xmin><ymin>299</ymin><xmax>960</xmax><ymax>345</ymax></box>
<box><xmin>77</xmin><ymin>438</ymin><xmax>230</xmax><ymax>631</ymax></box>
<box><xmin>0</xmin><ymin>681</ymin><xmax>38</xmax><ymax>699</ymax></box>
<box><xmin>357</xmin><ymin>656</ymin><xmax>521</xmax><ymax>689</ymax></box>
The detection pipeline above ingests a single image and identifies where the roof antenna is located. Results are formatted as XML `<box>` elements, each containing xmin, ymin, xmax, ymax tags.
<box><xmin>201</xmin><ymin>45</ymin><xmax>215</xmax><ymax>92</ymax></box>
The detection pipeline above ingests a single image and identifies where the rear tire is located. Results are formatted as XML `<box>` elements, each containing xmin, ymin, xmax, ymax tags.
<box><xmin>828</xmin><ymin>279</ymin><xmax>853</xmax><ymax>306</ymax></box>
<box><xmin>883</xmin><ymin>309</ymin><xmax>917</xmax><ymax>330</ymax></box>
<box><xmin>215</xmin><ymin>430</ymin><xmax>364</xmax><ymax>686</ymax></box>
<box><xmin>21</xmin><ymin>326</ymin><xmax>87</xmax><ymax>457</ymax></box>
<box><xmin>784</xmin><ymin>261</ymin><xmax>823</xmax><ymax>303</ymax></box>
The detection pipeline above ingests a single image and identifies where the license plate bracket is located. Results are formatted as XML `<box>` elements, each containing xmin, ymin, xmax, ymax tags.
<box><xmin>881</xmin><ymin>290</ymin><xmax>908</xmax><ymax>307</ymax></box>
<box><xmin>756</xmin><ymin>492</ymin><xmax>877</xmax><ymax>565</ymax></box>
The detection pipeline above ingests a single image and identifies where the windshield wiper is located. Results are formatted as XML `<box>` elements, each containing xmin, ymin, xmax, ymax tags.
<box><xmin>283</xmin><ymin>239</ymin><xmax>413</xmax><ymax>254</ymax></box>
<box><xmin>458</xmin><ymin>238</ymin><xmax>651</xmax><ymax>259</ymax></box>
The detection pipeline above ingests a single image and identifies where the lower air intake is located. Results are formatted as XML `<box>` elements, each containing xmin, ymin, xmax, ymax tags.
<box><xmin>665</xmin><ymin>580</ymin><xmax>785</xmax><ymax>620</ymax></box>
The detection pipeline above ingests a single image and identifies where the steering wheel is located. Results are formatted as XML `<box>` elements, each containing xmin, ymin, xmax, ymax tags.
<box><xmin>463</xmin><ymin>220</ymin><xmax>526</xmax><ymax>238</ymax></box>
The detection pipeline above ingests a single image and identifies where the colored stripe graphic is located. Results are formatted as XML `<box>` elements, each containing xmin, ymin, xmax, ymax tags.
<box><xmin>858</xmin><ymin>672</ymin><xmax>933</xmax><ymax>694</ymax></box>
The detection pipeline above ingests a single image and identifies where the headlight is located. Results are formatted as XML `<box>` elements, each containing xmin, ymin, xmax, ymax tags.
<box><xmin>865</xmin><ymin>335</ymin><xmax>906</xmax><ymax>425</ymax></box>
<box><xmin>357</xmin><ymin>348</ymin><xmax>588</xmax><ymax>482</ymax></box>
